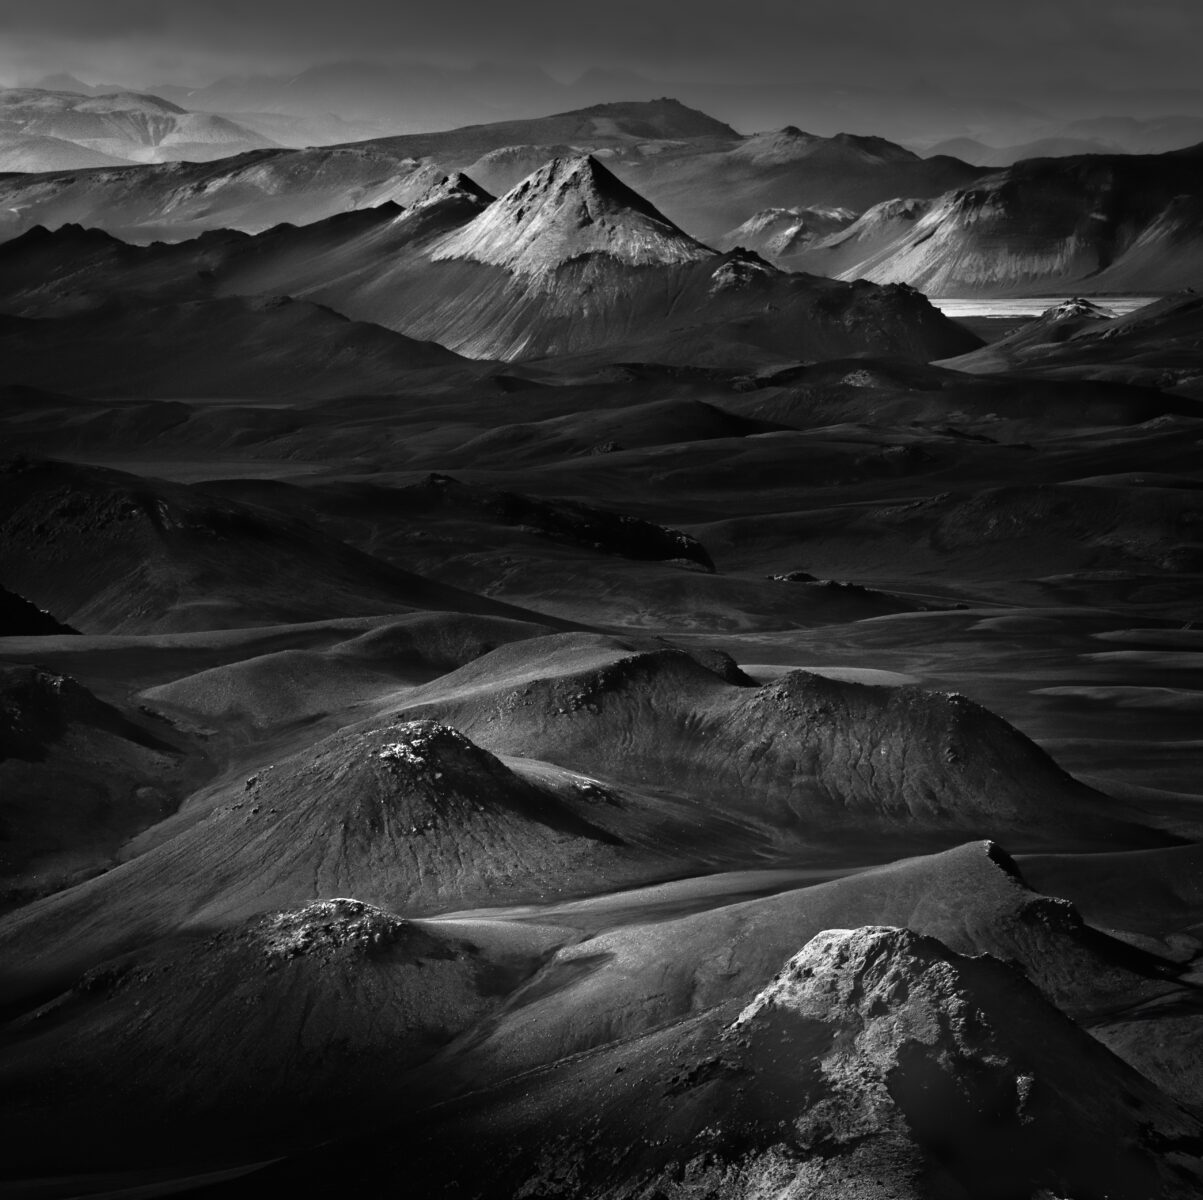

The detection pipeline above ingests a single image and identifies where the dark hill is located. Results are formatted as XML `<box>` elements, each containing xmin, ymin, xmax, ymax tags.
<box><xmin>0</xmin><ymin>459</ymin><xmax>566</xmax><ymax>632</ymax></box>
<box><xmin>0</xmin><ymin>664</ymin><xmax>193</xmax><ymax>904</ymax></box>
<box><xmin>0</xmin><ymin>584</ymin><xmax>77</xmax><ymax>635</ymax></box>
<box><xmin>246</xmin><ymin>923</ymin><xmax>1203</xmax><ymax>1200</ymax></box>
<box><xmin>394</xmin><ymin>632</ymin><xmax>1165</xmax><ymax>848</ymax></box>
<box><xmin>942</xmin><ymin>291</ymin><xmax>1203</xmax><ymax>397</ymax></box>
<box><xmin>0</xmin><ymin>718</ymin><xmax>680</xmax><ymax>990</ymax></box>
<box><xmin>0</xmin><ymin>293</ymin><xmax>468</xmax><ymax>400</ymax></box>
<box><xmin>0</xmin><ymin>897</ymin><xmax>552</xmax><ymax>1170</ymax></box>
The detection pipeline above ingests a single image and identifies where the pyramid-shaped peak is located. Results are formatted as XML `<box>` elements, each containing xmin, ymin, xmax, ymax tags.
<box><xmin>389</xmin><ymin>163</ymin><xmax>494</xmax><ymax>211</ymax></box>
<box><xmin>506</xmin><ymin>154</ymin><xmax>674</xmax><ymax>223</ymax></box>
<box><xmin>422</xmin><ymin>170</ymin><xmax>494</xmax><ymax>205</ymax></box>
<box><xmin>548</xmin><ymin>153</ymin><xmax>634</xmax><ymax>191</ymax></box>
<box><xmin>431</xmin><ymin>153</ymin><xmax>713</xmax><ymax>275</ymax></box>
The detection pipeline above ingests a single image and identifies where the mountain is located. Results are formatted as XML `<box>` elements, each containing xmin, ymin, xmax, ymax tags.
<box><xmin>794</xmin><ymin>144</ymin><xmax>1203</xmax><ymax>294</ymax></box>
<box><xmin>0</xmin><ymin>459</ymin><xmax>562</xmax><ymax>633</ymax></box>
<box><xmin>391</xmin><ymin>630</ymin><xmax>1161</xmax><ymax>849</ymax></box>
<box><xmin>362</xmin><ymin>97</ymin><xmax>739</xmax><ymax>157</ymax></box>
<box><xmin>0</xmin><ymin>99</ymin><xmax>982</xmax><ymax>247</ymax></box>
<box><xmin>0</xmin><ymin>664</ymin><xmax>193</xmax><ymax>904</ymax></box>
<box><xmin>427</xmin><ymin>839</ymin><xmax>1187</xmax><ymax>1095</ymax></box>
<box><xmin>717</xmin><ymin>204</ymin><xmax>858</xmax><ymax>262</ymax></box>
<box><xmin>921</xmin><ymin>115</ymin><xmax>1203</xmax><ymax>164</ymax></box>
<box><xmin>0</xmin><ymin>144</ymin><xmax>445</xmax><ymax>243</ymax></box>
<box><xmin>925</xmin><ymin>133</ymin><xmax>1123</xmax><ymax>165</ymax></box>
<box><xmin>0</xmin><ymin>896</ymin><xmax>557</xmax><ymax>1170</ymax></box>
<box><xmin>0</xmin><ymin>156</ymin><xmax>981</xmax><ymax>367</ymax></box>
<box><xmin>942</xmin><ymin>291</ymin><xmax>1203</xmax><ymax>395</ymax></box>
<box><xmin>0</xmin><ymin>87</ymin><xmax>278</xmax><ymax>171</ymax></box>
<box><xmin>0</xmin><ymin>717</ymin><xmax>669</xmax><ymax>983</ymax></box>
<box><xmin>1062</xmin><ymin>113</ymin><xmax>1203</xmax><ymax>154</ymax></box>
<box><xmin>606</xmin><ymin>126</ymin><xmax>981</xmax><ymax>241</ymax></box>
<box><xmin>0</xmin><ymin>291</ymin><xmax>468</xmax><ymax>399</ymax></box>
<box><xmin>256</xmin><ymin>156</ymin><xmax>978</xmax><ymax>363</ymax></box>
<box><xmin>8</xmin><ymin>835</ymin><xmax>1198</xmax><ymax>1182</ymax></box>
<box><xmin>936</xmin><ymin>296</ymin><xmax>1119</xmax><ymax>373</ymax></box>
<box><xmin>151</xmin><ymin>59</ymin><xmax>570</xmax><ymax>132</ymax></box>
<box><xmin>0</xmin><ymin>584</ymin><xmax>78</xmax><ymax>636</ymax></box>
<box><xmin>0</xmin><ymin>133</ymin><xmax>131</xmax><ymax>171</ymax></box>
<box><xmin>431</xmin><ymin>154</ymin><xmax>713</xmax><ymax>274</ymax></box>
<box><xmin>238</xmin><ymin>923</ymin><xmax>1203</xmax><ymax>1200</ymax></box>
<box><xmin>139</xmin><ymin>65</ymin><xmax>1073</xmax><ymax>152</ymax></box>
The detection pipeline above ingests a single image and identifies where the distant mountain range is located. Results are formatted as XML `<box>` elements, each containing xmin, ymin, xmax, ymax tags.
<box><xmin>0</xmin><ymin>87</ymin><xmax>281</xmax><ymax>171</ymax></box>
<box><xmin>0</xmin><ymin>97</ymin><xmax>1200</xmax><ymax>299</ymax></box>
<box><xmin>0</xmin><ymin>98</ymin><xmax>983</xmax><ymax>244</ymax></box>
<box><xmin>923</xmin><ymin>115</ymin><xmax>1203</xmax><ymax>165</ymax></box>
<box><xmin>26</xmin><ymin>64</ymin><xmax>1203</xmax><ymax>151</ymax></box>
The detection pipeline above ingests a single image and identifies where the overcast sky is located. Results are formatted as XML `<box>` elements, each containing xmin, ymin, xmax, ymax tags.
<box><xmin>1</xmin><ymin>0</ymin><xmax>1200</xmax><ymax>93</ymax></box>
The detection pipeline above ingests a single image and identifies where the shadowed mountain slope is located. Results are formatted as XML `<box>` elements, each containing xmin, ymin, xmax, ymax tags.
<box><xmin>0</xmin><ymin>898</ymin><xmax>554</xmax><ymax>1170</ymax></box>
<box><xmin>0</xmin><ymin>664</ymin><xmax>194</xmax><ymax>904</ymax></box>
<box><xmin>0</xmin><ymin>294</ymin><xmax>468</xmax><ymax>399</ymax></box>
<box><xmin>243</xmin><ymin>924</ymin><xmax>1203</xmax><ymax>1200</ymax></box>
<box><xmin>0</xmin><ymin>584</ymin><xmax>77</xmax><ymax>636</ymax></box>
<box><xmin>0</xmin><ymin>460</ymin><xmax>567</xmax><ymax>633</ymax></box>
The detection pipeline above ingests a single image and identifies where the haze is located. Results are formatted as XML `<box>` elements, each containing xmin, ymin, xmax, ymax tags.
<box><xmin>3</xmin><ymin>0</ymin><xmax>1202</xmax><ymax>117</ymax></box>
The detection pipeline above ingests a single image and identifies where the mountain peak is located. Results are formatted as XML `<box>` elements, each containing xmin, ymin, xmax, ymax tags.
<box><xmin>1039</xmin><ymin>296</ymin><xmax>1114</xmax><ymax>322</ymax></box>
<box><xmin>431</xmin><ymin>153</ymin><xmax>713</xmax><ymax>275</ymax></box>
<box><xmin>735</xmin><ymin>127</ymin><xmax>822</xmax><ymax>161</ymax></box>
<box><xmin>830</xmin><ymin>131</ymin><xmax>919</xmax><ymax>162</ymax></box>
<box><xmin>413</xmin><ymin>167</ymin><xmax>495</xmax><ymax>209</ymax></box>
<box><xmin>735</xmin><ymin>127</ymin><xmax>916</xmax><ymax>166</ymax></box>
<box><xmin>732</xmin><ymin>926</ymin><xmax>959</xmax><ymax>1030</ymax></box>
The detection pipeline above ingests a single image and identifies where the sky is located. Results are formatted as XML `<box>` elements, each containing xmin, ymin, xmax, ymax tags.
<box><xmin>1</xmin><ymin>0</ymin><xmax>1201</xmax><ymax>94</ymax></box>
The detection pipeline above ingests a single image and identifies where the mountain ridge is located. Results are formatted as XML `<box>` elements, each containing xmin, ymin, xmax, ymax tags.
<box><xmin>794</xmin><ymin>142</ymin><xmax>1203</xmax><ymax>294</ymax></box>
